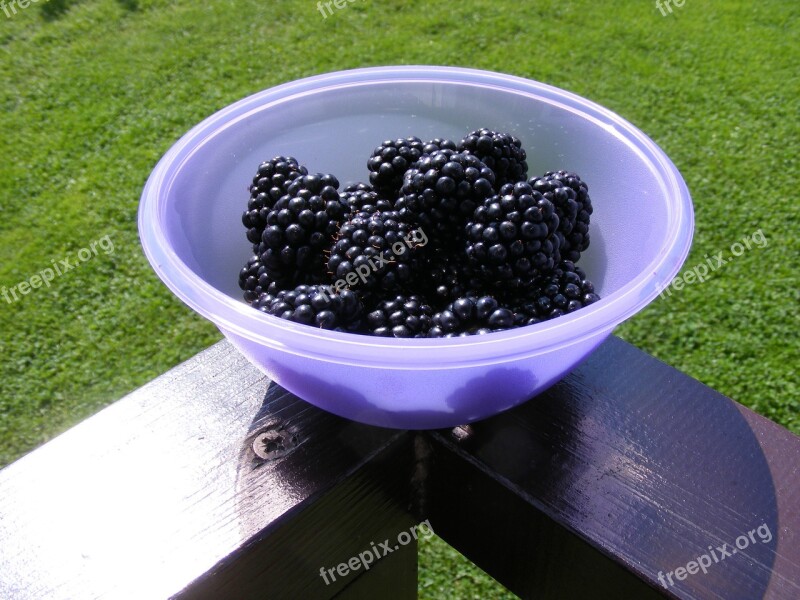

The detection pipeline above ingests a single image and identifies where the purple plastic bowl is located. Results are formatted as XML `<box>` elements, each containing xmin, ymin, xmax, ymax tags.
<box><xmin>138</xmin><ymin>66</ymin><xmax>693</xmax><ymax>429</ymax></box>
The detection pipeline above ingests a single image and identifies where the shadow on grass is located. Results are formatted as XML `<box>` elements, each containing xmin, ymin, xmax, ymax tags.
<box><xmin>41</xmin><ymin>0</ymin><xmax>138</xmax><ymax>22</ymax></box>
<box><xmin>116</xmin><ymin>0</ymin><xmax>139</xmax><ymax>11</ymax></box>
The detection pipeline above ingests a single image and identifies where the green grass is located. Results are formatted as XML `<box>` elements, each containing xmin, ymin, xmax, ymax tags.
<box><xmin>1</xmin><ymin>1</ymin><xmax>797</xmax><ymax>597</ymax></box>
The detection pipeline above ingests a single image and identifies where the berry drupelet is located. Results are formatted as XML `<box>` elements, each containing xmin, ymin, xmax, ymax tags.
<box><xmin>465</xmin><ymin>181</ymin><xmax>561</xmax><ymax>290</ymax></box>
<box><xmin>242</xmin><ymin>156</ymin><xmax>308</xmax><ymax>245</ymax></box>
<box><xmin>367</xmin><ymin>136</ymin><xmax>426</xmax><ymax>195</ymax></box>
<box><xmin>366</xmin><ymin>294</ymin><xmax>434</xmax><ymax>338</ymax></box>
<box><xmin>253</xmin><ymin>284</ymin><xmax>363</xmax><ymax>331</ymax></box>
<box><xmin>397</xmin><ymin>149</ymin><xmax>496</xmax><ymax>244</ymax></box>
<box><xmin>529</xmin><ymin>171</ymin><xmax>592</xmax><ymax>262</ymax></box>
<box><xmin>458</xmin><ymin>129</ymin><xmax>528</xmax><ymax>189</ymax></box>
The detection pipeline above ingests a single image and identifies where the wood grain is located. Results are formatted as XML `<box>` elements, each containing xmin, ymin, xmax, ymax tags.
<box><xmin>0</xmin><ymin>337</ymin><xmax>797</xmax><ymax>599</ymax></box>
<box><xmin>426</xmin><ymin>337</ymin><xmax>800</xmax><ymax>599</ymax></box>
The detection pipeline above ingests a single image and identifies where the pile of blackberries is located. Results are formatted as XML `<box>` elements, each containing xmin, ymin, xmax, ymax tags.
<box><xmin>238</xmin><ymin>130</ymin><xmax>600</xmax><ymax>338</ymax></box>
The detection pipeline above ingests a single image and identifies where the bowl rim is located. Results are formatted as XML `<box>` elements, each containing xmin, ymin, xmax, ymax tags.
<box><xmin>138</xmin><ymin>65</ymin><xmax>693</xmax><ymax>367</ymax></box>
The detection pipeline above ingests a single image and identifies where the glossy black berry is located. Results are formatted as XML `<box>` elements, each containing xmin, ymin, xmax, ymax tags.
<box><xmin>367</xmin><ymin>137</ymin><xmax>425</xmax><ymax>194</ymax></box>
<box><xmin>507</xmin><ymin>260</ymin><xmax>600</xmax><ymax>323</ymax></box>
<box><xmin>365</xmin><ymin>294</ymin><xmax>434</xmax><ymax>338</ymax></box>
<box><xmin>465</xmin><ymin>181</ymin><xmax>561</xmax><ymax>289</ymax></box>
<box><xmin>238</xmin><ymin>255</ymin><xmax>283</xmax><ymax>303</ymax></box>
<box><xmin>256</xmin><ymin>181</ymin><xmax>348</xmax><ymax>282</ymax></box>
<box><xmin>327</xmin><ymin>210</ymin><xmax>427</xmax><ymax>292</ymax></box>
<box><xmin>416</xmin><ymin>254</ymin><xmax>483</xmax><ymax>306</ymax></box>
<box><xmin>242</xmin><ymin>156</ymin><xmax>308</xmax><ymax>245</ymax></box>
<box><xmin>283</xmin><ymin>172</ymin><xmax>340</xmax><ymax>197</ymax></box>
<box><xmin>240</xmin><ymin>132</ymin><xmax>601</xmax><ymax>339</ymax></box>
<box><xmin>428</xmin><ymin>294</ymin><xmax>515</xmax><ymax>337</ymax></box>
<box><xmin>529</xmin><ymin>171</ymin><xmax>592</xmax><ymax>262</ymax></box>
<box><xmin>340</xmin><ymin>186</ymin><xmax>394</xmax><ymax>215</ymax></box>
<box><xmin>253</xmin><ymin>284</ymin><xmax>363</xmax><ymax>331</ymax></box>
<box><xmin>421</xmin><ymin>138</ymin><xmax>458</xmax><ymax>155</ymax></box>
<box><xmin>397</xmin><ymin>150</ymin><xmax>496</xmax><ymax>244</ymax></box>
<box><xmin>459</xmin><ymin>129</ymin><xmax>528</xmax><ymax>189</ymax></box>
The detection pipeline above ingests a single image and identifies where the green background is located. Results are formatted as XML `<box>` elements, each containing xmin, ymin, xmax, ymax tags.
<box><xmin>1</xmin><ymin>1</ymin><xmax>797</xmax><ymax>597</ymax></box>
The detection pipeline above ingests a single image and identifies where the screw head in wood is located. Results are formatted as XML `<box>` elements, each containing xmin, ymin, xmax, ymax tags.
<box><xmin>251</xmin><ymin>428</ymin><xmax>298</xmax><ymax>460</ymax></box>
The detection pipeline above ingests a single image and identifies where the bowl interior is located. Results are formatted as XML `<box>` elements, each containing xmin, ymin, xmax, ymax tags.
<box><xmin>162</xmin><ymin>80</ymin><xmax>671</xmax><ymax>303</ymax></box>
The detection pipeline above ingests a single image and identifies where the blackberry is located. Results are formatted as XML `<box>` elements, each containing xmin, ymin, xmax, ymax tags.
<box><xmin>417</xmin><ymin>253</ymin><xmax>482</xmax><ymax>305</ymax></box>
<box><xmin>428</xmin><ymin>294</ymin><xmax>515</xmax><ymax>337</ymax></box>
<box><xmin>253</xmin><ymin>284</ymin><xmax>363</xmax><ymax>331</ymax></box>
<box><xmin>257</xmin><ymin>181</ymin><xmax>348</xmax><ymax>282</ymax></box>
<box><xmin>465</xmin><ymin>181</ymin><xmax>561</xmax><ymax>289</ymax></box>
<box><xmin>285</xmin><ymin>172</ymin><xmax>341</xmax><ymax>197</ymax></box>
<box><xmin>242</xmin><ymin>156</ymin><xmax>308</xmax><ymax>245</ymax></box>
<box><xmin>238</xmin><ymin>255</ymin><xmax>282</xmax><ymax>304</ymax></box>
<box><xmin>240</xmin><ymin>133</ymin><xmax>601</xmax><ymax>338</ymax></box>
<box><xmin>421</xmin><ymin>138</ymin><xmax>457</xmax><ymax>155</ymax></box>
<box><xmin>508</xmin><ymin>261</ymin><xmax>600</xmax><ymax>322</ymax></box>
<box><xmin>327</xmin><ymin>210</ymin><xmax>426</xmax><ymax>292</ymax></box>
<box><xmin>397</xmin><ymin>150</ymin><xmax>495</xmax><ymax>244</ymax></box>
<box><xmin>367</xmin><ymin>136</ymin><xmax>425</xmax><ymax>194</ymax></box>
<box><xmin>458</xmin><ymin>129</ymin><xmax>528</xmax><ymax>189</ymax></box>
<box><xmin>529</xmin><ymin>171</ymin><xmax>592</xmax><ymax>262</ymax></box>
<box><xmin>340</xmin><ymin>186</ymin><xmax>394</xmax><ymax>214</ymax></box>
<box><xmin>365</xmin><ymin>294</ymin><xmax>434</xmax><ymax>338</ymax></box>
<box><xmin>342</xmin><ymin>181</ymin><xmax>374</xmax><ymax>194</ymax></box>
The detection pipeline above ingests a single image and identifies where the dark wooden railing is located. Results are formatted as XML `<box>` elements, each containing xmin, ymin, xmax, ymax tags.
<box><xmin>1</xmin><ymin>337</ymin><xmax>798</xmax><ymax>599</ymax></box>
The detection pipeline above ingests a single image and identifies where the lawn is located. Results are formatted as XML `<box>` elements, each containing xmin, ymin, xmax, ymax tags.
<box><xmin>0</xmin><ymin>0</ymin><xmax>797</xmax><ymax>597</ymax></box>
